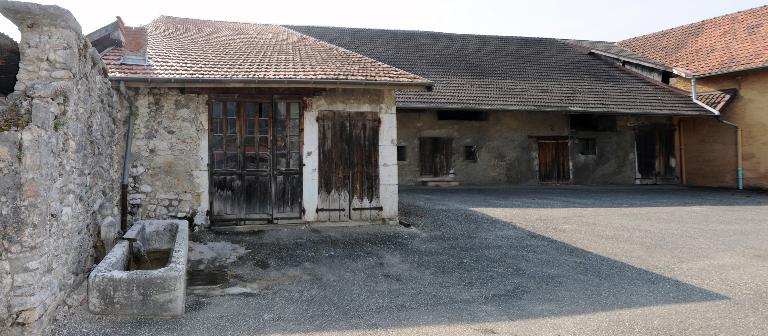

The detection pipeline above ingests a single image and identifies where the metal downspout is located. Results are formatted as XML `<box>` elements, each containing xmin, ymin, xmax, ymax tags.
<box><xmin>689</xmin><ymin>77</ymin><xmax>744</xmax><ymax>190</ymax></box>
<box><xmin>119</xmin><ymin>81</ymin><xmax>136</xmax><ymax>231</ymax></box>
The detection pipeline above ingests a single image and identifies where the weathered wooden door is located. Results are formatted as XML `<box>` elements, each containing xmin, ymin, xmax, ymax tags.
<box><xmin>419</xmin><ymin>137</ymin><xmax>453</xmax><ymax>177</ymax></box>
<box><xmin>317</xmin><ymin>111</ymin><xmax>382</xmax><ymax>222</ymax></box>
<box><xmin>635</xmin><ymin>125</ymin><xmax>677</xmax><ymax>183</ymax></box>
<box><xmin>209</xmin><ymin>99</ymin><xmax>302</xmax><ymax>227</ymax></box>
<box><xmin>538</xmin><ymin>139</ymin><xmax>570</xmax><ymax>183</ymax></box>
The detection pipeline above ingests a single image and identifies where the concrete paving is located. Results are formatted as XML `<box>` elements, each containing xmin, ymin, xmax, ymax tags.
<box><xmin>53</xmin><ymin>186</ymin><xmax>768</xmax><ymax>335</ymax></box>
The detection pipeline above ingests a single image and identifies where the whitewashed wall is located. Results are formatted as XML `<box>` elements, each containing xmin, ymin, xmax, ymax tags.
<box><xmin>303</xmin><ymin>88</ymin><xmax>399</xmax><ymax>224</ymax></box>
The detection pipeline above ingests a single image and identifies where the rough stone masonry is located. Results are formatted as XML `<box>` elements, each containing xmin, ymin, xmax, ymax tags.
<box><xmin>0</xmin><ymin>2</ymin><xmax>124</xmax><ymax>335</ymax></box>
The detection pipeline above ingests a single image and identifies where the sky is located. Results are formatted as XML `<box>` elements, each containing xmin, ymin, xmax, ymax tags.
<box><xmin>0</xmin><ymin>0</ymin><xmax>765</xmax><ymax>42</ymax></box>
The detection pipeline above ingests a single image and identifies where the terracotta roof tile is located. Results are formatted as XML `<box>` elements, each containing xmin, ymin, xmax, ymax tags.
<box><xmin>697</xmin><ymin>89</ymin><xmax>737</xmax><ymax>111</ymax></box>
<box><xmin>102</xmin><ymin>16</ymin><xmax>429</xmax><ymax>85</ymax></box>
<box><xmin>618</xmin><ymin>6</ymin><xmax>768</xmax><ymax>76</ymax></box>
<box><xmin>290</xmin><ymin>26</ymin><xmax>711</xmax><ymax>116</ymax></box>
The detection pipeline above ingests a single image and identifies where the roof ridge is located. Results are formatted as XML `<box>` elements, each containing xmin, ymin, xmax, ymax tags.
<box><xmin>287</xmin><ymin>24</ymin><xmax>572</xmax><ymax>41</ymax></box>
<box><xmin>619</xmin><ymin>5</ymin><xmax>768</xmax><ymax>45</ymax></box>
<box><xmin>150</xmin><ymin>15</ymin><xmax>282</xmax><ymax>28</ymax></box>
<box><xmin>279</xmin><ymin>25</ymin><xmax>430</xmax><ymax>84</ymax></box>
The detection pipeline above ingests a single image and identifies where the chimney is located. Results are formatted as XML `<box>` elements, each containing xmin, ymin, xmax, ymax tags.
<box><xmin>120</xmin><ymin>26</ymin><xmax>148</xmax><ymax>65</ymax></box>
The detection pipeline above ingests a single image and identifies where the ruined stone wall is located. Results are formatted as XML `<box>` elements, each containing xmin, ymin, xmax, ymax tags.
<box><xmin>124</xmin><ymin>88</ymin><xmax>209</xmax><ymax>226</ymax></box>
<box><xmin>0</xmin><ymin>2</ymin><xmax>123</xmax><ymax>335</ymax></box>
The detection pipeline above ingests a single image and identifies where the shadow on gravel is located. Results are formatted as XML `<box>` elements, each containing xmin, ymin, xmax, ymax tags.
<box><xmin>399</xmin><ymin>185</ymin><xmax>768</xmax><ymax>209</ymax></box>
<box><xmin>53</xmin><ymin>186</ymin><xmax>732</xmax><ymax>335</ymax></box>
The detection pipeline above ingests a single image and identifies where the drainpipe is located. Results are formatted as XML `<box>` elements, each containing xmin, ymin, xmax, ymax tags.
<box><xmin>118</xmin><ymin>81</ymin><xmax>136</xmax><ymax>231</ymax></box>
<box><xmin>686</xmin><ymin>75</ymin><xmax>744</xmax><ymax>190</ymax></box>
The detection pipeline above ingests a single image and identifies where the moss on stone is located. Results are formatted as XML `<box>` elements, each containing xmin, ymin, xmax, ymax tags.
<box><xmin>0</xmin><ymin>100</ymin><xmax>31</xmax><ymax>132</ymax></box>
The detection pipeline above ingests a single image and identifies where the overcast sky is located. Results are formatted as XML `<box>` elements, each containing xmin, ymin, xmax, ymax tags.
<box><xmin>0</xmin><ymin>0</ymin><xmax>765</xmax><ymax>42</ymax></box>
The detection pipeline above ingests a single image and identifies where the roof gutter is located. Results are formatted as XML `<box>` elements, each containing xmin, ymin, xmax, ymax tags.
<box><xmin>118</xmin><ymin>81</ymin><xmax>136</xmax><ymax>231</ymax></box>
<box><xmin>674</xmin><ymin>67</ymin><xmax>744</xmax><ymax>190</ymax></box>
<box><xmin>111</xmin><ymin>76</ymin><xmax>433</xmax><ymax>91</ymax></box>
<box><xmin>589</xmin><ymin>49</ymin><xmax>671</xmax><ymax>72</ymax></box>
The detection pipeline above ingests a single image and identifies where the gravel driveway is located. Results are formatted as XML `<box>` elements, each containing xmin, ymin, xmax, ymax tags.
<box><xmin>54</xmin><ymin>186</ymin><xmax>768</xmax><ymax>335</ymax></box>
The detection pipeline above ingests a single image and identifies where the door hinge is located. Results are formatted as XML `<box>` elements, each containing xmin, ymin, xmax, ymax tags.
<box><xmin>316</xmin><ymin>208</ymin><xmax>346</xmax><ymax>213</ymax></box>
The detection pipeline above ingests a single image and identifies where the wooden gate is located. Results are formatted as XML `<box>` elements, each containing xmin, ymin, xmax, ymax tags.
<box><xmin>317</xmin><ymin>111</ymin><xmax>382</xmax><ymax>222</ymax></box>
<box><xmin>209</xmin><ymin>99</ymin><xmax>302</xmax><ymax>227</ymax></box>
<box><xmin>538</xmin><ymin>139</ymin><xmax>570</xmax><ymax>183</ymax></box>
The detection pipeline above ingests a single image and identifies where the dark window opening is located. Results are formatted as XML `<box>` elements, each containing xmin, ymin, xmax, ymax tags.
<box><xmin>661</xmin><ymin>72</ymin><xmax>671</xmax><ymax>85</ymax></box>
<box><xmin>464</xmin><ymin>145</ymin><xmax>478</xmax><ymax>162</ymax></box>
<box><xmin>437</xmin><ymin>111</ymin><xmax>488</xmax><ymax>121</ymax></box>
<box><xmin>397</xmin><ymin>145</ymin><xmax>407</xmax><ymax>162</ymax></box>
<box><xmin>0</xmin><ymin>34</ymin><xmax>19</xmax><ymax>95</ymax></box>
<box><xmin>570</xmin><ymin>115</ymin><xmax>617</xmax><ymax>132</ymax></box>
<box><xmin>578</xmin><ymin>138</ymin><xmax>597</xmax><ymax>155</ymax></box>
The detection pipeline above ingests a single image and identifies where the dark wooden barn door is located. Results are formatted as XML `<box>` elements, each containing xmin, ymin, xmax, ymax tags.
<box><xmin>317</xmin><ymin>111</ymin><xmax>381</xmax><ymax>222</ymax></box>
<box><xmin>419</xmin><ymin>137</ymin><xmax>453</xmax><ymax>177</ymax></box>
<box><xmin>273</xmin><ymin>101</ymin><xmax>303</xmax><ymax>219</ymax></box>
<box><xmin>209</xmin><ymin>99</ymin><xmax>302</xmax><ymax>227</ymax></box>
<box><xmin>635</xmin><ymin>125</ymin><xmax>677</xmax><ymax>183</ymax></box>
<box><xmin>538</xmin><ymin>139</ymin><xmax>570</xmax><ymax>183</ymax></box>
<box><xmin>636</xmin><ymin>128</ymin><xmax>657</xmax><ymax>180</ymax></box>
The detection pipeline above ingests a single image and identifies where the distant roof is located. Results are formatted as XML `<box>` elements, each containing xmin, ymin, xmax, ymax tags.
<box><xmin>698</xmin><ymin>89</ymin><xmax>738</xmax><ymax>111</ymax></box>
<box><xmin>562</xmin><ymin>39</ymin><xmax>670</xmax><ymax>71</ymax></box>
<box><xmin>618</xmin><ymin>6</ymin><xmax>768</xmax><ymax>77</ymax></box>
<box><xmin>290</xmin><ymin>26</ymin><xmax>710</xmax><ymax>116</ymax></box>
<box><xmin>100</xmin><ymin>16</ymin><xmax>430</xmax><ymax>87</ymax></box>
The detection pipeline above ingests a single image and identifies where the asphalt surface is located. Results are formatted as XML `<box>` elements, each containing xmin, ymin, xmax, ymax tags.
<box><xmin>53</xmin><ymin>186</ymin><xmax>768</xmax><ymax>335</ymax></box>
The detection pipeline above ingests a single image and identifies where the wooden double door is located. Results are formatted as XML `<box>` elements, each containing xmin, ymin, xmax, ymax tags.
<box><xmin>209</xmin><ymin>99</ymin><xmax>302</xmax><ymax>227</ymax></box>
<box><xmin>316</xmin><ymin>111</ymin><xmax>382</xmax><ymax>222</ymax></box>
<box><xmin>635</xmin><ymin>125</ymin><xmax>677</xmax><ymax>183</ymax></box>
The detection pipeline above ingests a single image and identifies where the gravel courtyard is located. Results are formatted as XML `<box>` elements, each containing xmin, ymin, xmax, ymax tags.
<box><xmin>54</xmin><ymin>186</ymin><xmax>768</xmax><ymax>335</ymax></box>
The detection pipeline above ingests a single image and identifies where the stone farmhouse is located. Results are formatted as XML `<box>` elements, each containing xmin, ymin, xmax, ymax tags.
<box><xmin>0</xmin><ymin>1</ymin><xmax>763</xmax><ymax>334</ymax></box>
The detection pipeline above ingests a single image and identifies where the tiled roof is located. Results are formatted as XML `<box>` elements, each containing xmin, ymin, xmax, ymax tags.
<box><xmin>289</xmin><ymin>26</ymin><xmax>711</xmax><ymax>116</ymax></box>
<box><xmin>562</xmin><ymin>39</ymin><xmax>670</xmax><ymax>70</ymax></box>
<box><xmin>618</xmin><ymin>6</ymin><xmax>768</xmax><ymax>76</ymax></box>
<box><xmin>101</xmin><ymin>16</ymin><xmax>429</xmax><ymax>85</ymax></box>
<box><xmin>697</xmin><ymin>89</ymin><xmax>737</xmax><ymax>111</ymax></box>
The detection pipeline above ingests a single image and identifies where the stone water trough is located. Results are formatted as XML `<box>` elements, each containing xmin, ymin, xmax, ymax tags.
<box><xmin>88</xmin><ymin>220</ymin><xmax>188</xmax><ymax>317</ymax></box>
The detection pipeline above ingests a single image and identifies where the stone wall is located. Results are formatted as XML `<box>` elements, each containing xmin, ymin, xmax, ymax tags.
<box><xmin>0</xmin><ymin>2</ymin><xmax>123</xmax><ymax>335</ymax></box>
<box><xmin>125</xmin><ymin>88</ymin><xmax>399</xmax><ymax>226</ymax></box>
<box><xmin>123</xmin><ymin>88</ymin><xmax>209</xmax><ymax>226</ymax></box>
<box><xmin>397</xmin><ymin>110</ymin><xmax>671</xmax><ymax>185</ymax></box>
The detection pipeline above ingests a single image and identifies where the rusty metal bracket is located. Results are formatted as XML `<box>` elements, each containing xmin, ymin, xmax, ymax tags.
<box><xmin>316</xmin><ymin>208</ymin><xmax>346</xmax><ymax>213</ymax></box>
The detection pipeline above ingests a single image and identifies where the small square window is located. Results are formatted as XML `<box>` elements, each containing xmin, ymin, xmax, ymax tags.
<box><xmin>578</xmin><ymin>138</ymin><xmax>597</xmax><ymax>155</ymax></box>
<box><xmin>464</xmin><ymin>145</ymin><xmax>478</xmax><ymax>162</ymax></box>
<box><xmin>397</xmin><ymin>145</ymin><xmax>407</xmax><ymax>162</ymax></box>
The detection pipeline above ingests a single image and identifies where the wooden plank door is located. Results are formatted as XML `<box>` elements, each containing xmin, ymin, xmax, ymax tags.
<box><xmin>317</xmin><ymin>111</ymin><xmax>381</xmax><ymax>222</ymax></box>
<box><xmin>419</xmin><ymin>137</ymin><xmax>453</xmax><ymax>177</ymax></box>
<box><xmin>210</xmin><ymin>101</ymin><xmax>243</xmax><ymax>225</ymax></box>
<box><xmin>635</xmin><ymin>127</ymin><xmax>657</xmax><ymax>180</ymax></box>
<box><xmin>272</xmin><ymin>101</ymin><xmax>303</xmax><ymax>221</ymax></box>
<box><xmin>349</xmin><ymin>112</ymin><xmax>382</xmax><ymax>221</ymax></box>
<box><xmin>317</xmin><ymin>111</ymin><xmax>351</xmax><ymax>221</ymax></box>
<box><xmin>241</xmin><ymin>102</ymin><xmax>272</xmax><ymax>221</ymax></box>
<box><xmin>538</xmin><ymin>139</ymin><xmax>570</xmax><ymax>183</ymax></box>
<box><xmin>635</xmin><ymin>125</ymin><xmax>677</xmax><ymax>183</ymax></box>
